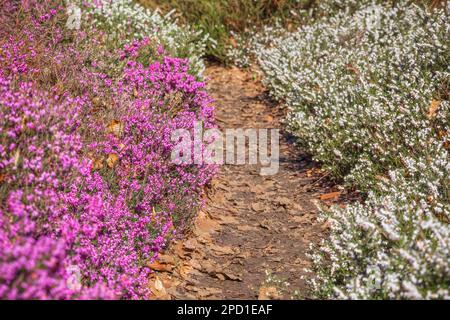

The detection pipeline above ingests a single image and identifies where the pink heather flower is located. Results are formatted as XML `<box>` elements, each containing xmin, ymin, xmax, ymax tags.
<box><xmin>0</xmin><ymin>0</ymin><xmax>217</xmax><ymax>299</ymax></box>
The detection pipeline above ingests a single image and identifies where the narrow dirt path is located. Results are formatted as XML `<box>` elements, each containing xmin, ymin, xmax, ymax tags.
<box><xmin>148</xmin><ymin>66</ymin><xmax>339</xmax><ymax>300</ymax></box>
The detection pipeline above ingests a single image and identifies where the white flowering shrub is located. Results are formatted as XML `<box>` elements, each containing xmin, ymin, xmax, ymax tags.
<box><xmin>226</xmin><ymin>23</ymin><xmax>286</xmax><ymax>68</ymax></box>
<box><xmin>256</xmin><ymin>2</ymin><xmax>449</xmax><ymax>189</ymax></box>
<box><xmin>245</xmin><ymin>0</ymin><xmax>449</xmax><ymax>299</ymax></box>
<box><xmin>70</xmin><ymin>0</ymin><xmax>209</xmax><ymax>76</ymax></box>
<box><xmin>226</xmin><ymin>0</ymin><xmax>370</xmax><ymax>68</ymax></box>
<box><xmin>311</xmin><ymin>146</ymin><xmax>449</xmax><ymax>299</ymax></box>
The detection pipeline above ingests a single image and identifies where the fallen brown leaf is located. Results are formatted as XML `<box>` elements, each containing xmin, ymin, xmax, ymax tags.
<box><xmin>258</xmin><ymin>286</ymin><xmax>279</xmax><ymax>300</ymax></box>
<box><xmin>292</xmin><ymin>215</ymin><xmax>310</xmax><ymax>224</ymax></box>
<box><xmin>188</xmin><ymin>259</ymin><xmax>202</xmax><ymax>270</ymax></box>
<box><xmin>274</xmin><ymin>196</ymin><xmax>292</xmax><ymax>208</ymax></box>
<box><xmin>251</xmin><ymin>202</ymin><xmax>265</xmax><ymax>212</ymax></box>
<box><xmin>219</xmin><ymin>271</ymin><xmax>242</xmax><ymax>281</ymax></box>
<box><xmin>194</xmin><ymin>211</ymin><xmax>219</xmax><ymax>236</ymax></box>
<box><xmin>172</xmin><ymin>242</ymin><xmax>185</xmax><ymax>258</ymax></box>
<box><xmin>183</xmin><ymin>238</ymin><xmax>198</xmax><ymax>252</ymax></box>
<box><xmin>158</xmin><ymin>254</ymin><xmax>175</xmax><ymax>265</ymax></box>
<box><xmin>178</xmin><ymin>264</ymin><xmax>193</xmax><ymax>280</ymax></box>
<box><xmin>210</xmin><ymin>244</ymin><xmax>235</xmax><ymax>256</ymax></box>
<box><xmin>427</xmin><ymin>99</ymin><xmax>440</xmax><ymax>119</ymax></box>
<box><xmin>106</xmin><ymin>153</ymin><xmax>119</xmax><ymax>168</ymax></box>
<box><xmin>237</xmin><ymin>225</ymin><xmax>258</xmax><ymax>232</ymax></box>
<box><xmin>200</xmin><ymin>260</ymin><xmax>216</xmax><ymax>274</ymax></box>
<box><xmin>219</xmin><ymin>215</ymin><xmax>238</xmax><ymax>225</ymax></box>
<box><xmin>319</xmin><ymin>191</ymin><xmax>341</xmax><ymax>201</ymax></box>
<box><xmin>106</xmin><ymin>119</ymin><xmax>124</xmax><ymax>137</ymax></box>
<box><xmin>250</xmin><ymin>184</ymin><xmax>265</xmax><ymax>194</ymax></box>
<box><xmin>91</xmin><ymin>155</ymin><xmax>104</xmax><ymax>170</ymax></box>
<box><xmin>148</xmin><ymin>261</ymin><xmax>173</xmax><ymax>272</ymax></box>
<box><xmin>197</xmin><ymin>287</ymin><xmax>222</xmax><ymax>298</ymax></box>
<box><xmin>259</xmin><ymin>219</ymin><xmax>272</xmax><ymax>230</ymax></box>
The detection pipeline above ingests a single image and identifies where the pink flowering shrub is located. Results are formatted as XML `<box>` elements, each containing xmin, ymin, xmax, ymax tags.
<box><xmin>0</xmin><ymin>76</ymin><xmax>114</xmax><ymax>299</ymax></box>
<box><xmin>0</xmin><ymin>1</ymin><xmax>216</xmax><ymax>299</ymax></box>
<box><xmin>96</xmin><ymin>56</ymin><xmax>216</xmax><ymax>232</ymax></box>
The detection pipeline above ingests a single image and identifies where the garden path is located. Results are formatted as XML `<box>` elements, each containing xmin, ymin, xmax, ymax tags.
<box><xmin>148</xmin><ymin>66</ymin><xmax>341</xmax><ymax>299</ymax></box>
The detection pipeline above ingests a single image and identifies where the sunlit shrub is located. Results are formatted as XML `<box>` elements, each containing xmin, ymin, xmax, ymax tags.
<box><xmin>0</xmin><ymin>0</ymin><xmax>216</xmax><ymax>299</ymax></box>
<box><xmin>247</xmin><ymin>0</ymin><xmax>449</xmax><ymax>299</ymax></box>
<box><xmin>72</xmin><ymin>0</ymin><xmax>210</xmax><ymax>77</ymax></box>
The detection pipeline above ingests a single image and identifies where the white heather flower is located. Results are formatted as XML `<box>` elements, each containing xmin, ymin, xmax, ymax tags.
<box><xmin>241</xmin><ymin>0</ymin><xmax>449</xmax><ymax>300</ymax></box>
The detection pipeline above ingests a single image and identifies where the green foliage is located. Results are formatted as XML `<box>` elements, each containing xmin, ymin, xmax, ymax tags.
<box><xmin>139</xmin><ymin>0</ymin><xmax>315</xmax><ymax>62</ymax></box>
